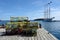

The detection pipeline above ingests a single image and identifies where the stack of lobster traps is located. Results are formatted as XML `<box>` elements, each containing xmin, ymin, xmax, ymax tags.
<box><xmin>5</xmin><ymin>17</ymin><xmax>38</xmax><ymax>36</ymax></box>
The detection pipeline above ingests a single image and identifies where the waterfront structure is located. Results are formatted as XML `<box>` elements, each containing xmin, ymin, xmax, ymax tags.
<box><xmin>0</xmin><ymin>28</ymin><xmax>58</xmax><ymax>40</ymax></box>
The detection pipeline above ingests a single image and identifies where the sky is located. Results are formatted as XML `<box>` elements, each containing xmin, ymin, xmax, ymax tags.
<box><xmin>0</xmin><ymin>0</ymin><xmax>60</xmax><ymax>20</ymax></box>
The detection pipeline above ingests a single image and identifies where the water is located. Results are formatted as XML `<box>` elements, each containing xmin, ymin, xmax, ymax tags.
<box><xmin>39</xmin><ymin>21</ymin><xmax>60</xmax><ymax>40</ymax></box>
<box><xmin>0</xmin><ymin>20</ymin><xmax>60</xmax><ymax>40</ymax></box>
<box><xmin>0</xmin><ymin>20</ymin><xmax>9</xmax><ymax>26</ymax></box>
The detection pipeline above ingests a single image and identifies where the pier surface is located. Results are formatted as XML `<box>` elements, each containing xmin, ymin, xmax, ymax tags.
<box><xmin>0</xmin><ymin>28</ymin><xmax>58</xmax><ymax>40</ymax></box>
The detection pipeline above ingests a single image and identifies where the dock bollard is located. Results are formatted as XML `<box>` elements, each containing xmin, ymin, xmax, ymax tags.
<box><xmin>39</xmin><ymin>24</ymin><xmax>41</xmax><ymax>28</ymax></box>
<box><xmin>38</xmin><ymin>23</ymin><xmax>42</xmax><ymax>28</ymax></box>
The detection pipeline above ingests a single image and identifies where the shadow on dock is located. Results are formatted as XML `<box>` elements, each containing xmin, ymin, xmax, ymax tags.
<box><xmin>0</xmin><ymin>32</ymin><xmax>36</xmax><ymax>37</ymax></box>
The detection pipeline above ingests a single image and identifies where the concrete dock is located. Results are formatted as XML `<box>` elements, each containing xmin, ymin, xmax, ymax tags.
<box><xmin>0</xmin><ymin>28</ymin><xmax>58</xmax><ymax>40</ymax></box>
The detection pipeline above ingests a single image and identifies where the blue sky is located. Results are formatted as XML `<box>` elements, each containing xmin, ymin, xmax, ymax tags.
<box><xmin>0</xmin><ymin>0</ymin><xmax>60</xmax><ymax>20</ymax></box>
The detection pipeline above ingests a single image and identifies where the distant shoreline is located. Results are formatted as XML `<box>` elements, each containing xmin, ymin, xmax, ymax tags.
<box><xmin>52</xmin><ymin>20</ymin><xmax>60</xmax><ymax>22</ymax></box>
<box><xmin>0</xmin><ymin>20</ymin><xmax>60</xmax><ymax>22</ymax></box>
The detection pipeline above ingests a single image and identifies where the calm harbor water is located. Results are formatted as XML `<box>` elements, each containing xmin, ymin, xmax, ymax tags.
<box><xmin>39</xmin><ymin>21</ymin><xmax>60</xmax><ymax>40</ymax></box>
<box><xmin>0</xmin><ymin>20</ymin><xmax>60</xmax><ymax>40</ymax></box>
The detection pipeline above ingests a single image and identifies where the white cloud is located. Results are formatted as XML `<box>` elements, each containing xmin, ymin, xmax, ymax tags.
<box><xmin>51</xmin><ymin>8</ymin><xmax>60</xmax><ymax>20</ymax></box>
<box><xmin>26</xmin><ymin>7</ymin><xmax>60</xmax><ymax>20</ymax></box>
<box><xmin>32</xmin><ymin>0</ymin><xmax>45</xmax><ymax>7</ymax></box>
<box><xmin>26</xmin><ymin>9</ymin><xmax>44</xmax><ymax>20</ymax></box>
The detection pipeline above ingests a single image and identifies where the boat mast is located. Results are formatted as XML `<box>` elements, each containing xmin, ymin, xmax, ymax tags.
<box><xmin>44</xmin><ymin>1</ymin><xmax>52</xmax><ymax>19</ymax></box>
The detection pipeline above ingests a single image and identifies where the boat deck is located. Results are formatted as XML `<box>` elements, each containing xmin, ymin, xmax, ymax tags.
<box><xmin>0</xmin><ymin>28</ymin><xmax>58</xmax><ymax>40</ymax></box>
